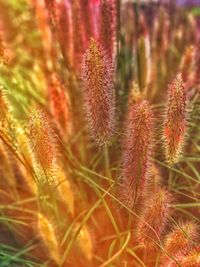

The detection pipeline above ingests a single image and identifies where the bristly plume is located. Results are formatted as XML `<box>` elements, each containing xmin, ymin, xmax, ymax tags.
<box><xmin>28</xmin><ymin>108</ymin><xmax>58</xmax><ymax>185</ymax></box>
<box><xmin>154</xmin><ymin>8</ymin><xmax>169</xmax><ymax>56</ymax></box>
<box><xmin>178</xmin><ymin>245</ymin><xmax>200</xmax><ymax>267</ymax></box>
<box><xmin>136</xmin><ymin>187</ymin><xmax>171</xmax><ymax>248</ymax></box>
<box><xmin>38</xmin><ymin>213</ymin><xmax>60</xmax><ymax>264</ymax></box>
<box><xmin>29</xmin><ymin>108</ymin><xmax>55</xmax><ymax>168</ymax></box>
<box><xmin>49</xmin><ymin>74</ymin><xmax>72</xmax><ymax>141</ymax></box>
<box><xmin>0</xmin><ymin>33</ymin><xmax>9</xmax><ymax>65</ymax></box>
<box><xmin>180</xmin><ymin>45</ymin><xmax>195</xmax><ymax>83</ymax></box>
<box><xmin>0</xmin><ymin>87</ymin><xmax>9</xmax><ymax>127</ymax></box>
<box><xmin>147</xmin><ymin>164</ymin><xmax>162</xmax><ymax>192</ymax></box>
<box><xmin>71</xmin><ymin>0</ymin><xmax>87</xmax><ymax>70</ymax></box>
<box><xmin>74</xmin><ymin>223</ymin><xmax>93</xmax><ymax>261</ymax></box>
<box><xmin>44</xmin><ymin>0</ymin><xmax>58</xmax><ymax>28</ymax></box>
<box><xmin>163</xmin><ymin>73</ymin><xmax>187</xmax><ymax>164</ymax></box>
<box><xmin>161</xmin><ymin>222</ymin><xmax>198</xmax><ymax>266</ymax></box>
<box><xmin>56</xmin><ymin>169</ymin><xmax>74</xmax><ymax>216</ymax></box>
<box><xmin>82</xmin><ymin>38</ymin><xmax>115</xmax><ymax>146</ymax></box>
<box><xmin>56</xmin><ymin>0</ymin><xmax>74</xmax><ymax>68</ymax></box>
<box><xmin>99</xmin><ymin>0</ymin><xmax>117</xmax><ymax>60</ymax></box>
<box><xmin>121</xmin><ymin>100</ymin><xmax>153</xmax><ymax>207</ymax></box>
<box><xmin>137</xmin><ymin>16</ymin><xmax>151</xmax><ymax>91</ymax></box>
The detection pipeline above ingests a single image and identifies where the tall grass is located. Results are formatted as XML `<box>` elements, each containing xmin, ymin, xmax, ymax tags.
<box><xmin>0</xmin><ymin>1</ymin><xmax>199</xmax><ymax>267</ymax></box>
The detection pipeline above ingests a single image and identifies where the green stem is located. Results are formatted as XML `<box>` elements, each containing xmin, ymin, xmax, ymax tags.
<box><xmin>104</xmin><ymin>145</ymin><xmax>111</xmax><ymax>180</ymax></box>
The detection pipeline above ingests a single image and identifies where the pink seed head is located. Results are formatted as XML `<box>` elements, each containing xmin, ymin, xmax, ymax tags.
<box><xmin>71</xmin><ymin>0</ymin><xmax>87</xmax><ymax>71</ymax></box>
<box><xmin>28</xmin><ymin>108</ymin><xmax>56</xmax><ymax>169</ymax></box>
<box><xmin>180</xmin><ymin>45</ymin><xmax>195</xmax><ymax>82</ymax></box>
<box><xmin>82</xmin><ymin>38</ymin><xmax>115</xmax><ymax>146</ymax></box>
<box><xmin>121</xmin><ymin>100</ymin><xmax>153</xmax><ymax>207</ymax></box>
<box><xmin>179</xmin><ymin>245</ymin><xmax>200</xmax><ymax>267</ymax></box>
<box><xmin>161</xmin><ymin>222</ymin><xmax>198</xmax><ymax>265</ymax></box>
<box><xmin>163</xmin><ymin>73</ymin><xmax>187</xmax><ymax>164</ymax></box>
<box><xmin>99</xmin><ymin>0</ymin><xmax>117</xmax><ymax>60</ymax></box>
<box><xmin>136</xmin><ymin>187</ymin><xmax>171</xmax><ymax>247</ymax></box>
<box><xmin>169</xmin><ymin>245</ymin><xmax>200</xmax><ymax>267</ymax></box>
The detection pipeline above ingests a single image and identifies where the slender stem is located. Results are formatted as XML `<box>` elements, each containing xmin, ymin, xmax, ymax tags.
<box><xmin>104</xmin><ymin>144</ymin><xmax>111</xmax><ymax>180</ymax></box>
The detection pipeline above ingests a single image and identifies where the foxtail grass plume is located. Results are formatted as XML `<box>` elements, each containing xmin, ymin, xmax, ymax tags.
<box><xmin>154</xmin><ymin>8</ymin><xmax>169</xmax><ymax>55</ymax></box>
<box><xmin>178</xmin><ymin>245</ymin><xmax>200</xmax><ymax>267</ymax></box>
<box><xmin>82</xmin><ymin>38</ymin><xmax>115</xmax><ymax>146</ymax></box>
<box><xmin>0</xmin><ymin>87</ymin><xmax>9</xmax><ymax>127</ymax></box>
<box><xmin>29</xmin><ymin>109</ymin><xmax>56</xmax><ymax>169</ymax></box>
<box><xmin>0</xmin><ymin>34</ymin><xmax>9</xmax><ymax>65</ymax></box>
<box><xmin>71</xmin><ymin>0</ymin><xmax>87</xmax><ymax>70</ymax></box>
<box><xmin>99</xmin><ymin>0</ymin><xmax>117</xmax><ymax>60</ymax></box>
<box><xmin>136</xmin><ymin>187</ymin><xmax>171</xmax><ymax>247</ymax></box>
<box><xmin>137</xmin><ymin>17</ymin><xmax>151</xmax><ymax>91</ymax></box>
<box><xmin>163</xmin><ymin>73</ymin><xmax>187</xmax><ymax>164</ymax></box>
<box><xmin>56</xmin><ymin>169</ymin><xmax>74</xmax><ymax>216</ymax></box>
<box><xmin>74</xmin><ymin>223</ymin><xmax>93</xmax><ymax>261</ymax></box>
<box><xmin>28</xmin><ymin>108</ymin><xmax>57</xmax><ymax>184</ymax></box>
<box><xmin>15</xmin><ymin>128</ymin><xmax>38</xmax><ymax>195</ymax></box>
<box><xmin>56</xmin><ymin>0</ymin><xmax>74</xmax><ymax>68</ymax></box>
<box><xmin>44</xmin><ymin>0</ymin><xmax>58</xmax><ymax>27</ymax></box>
<box><xmin>161</xmin><ymin>222</ymin><xmax>198</xmax><ymax>266</ymax></box>
<box><xmin>121</xmin><ymin>100</ymin><xmax>153</xmax><ymax>207</ymax></box>
<box><xmin>180</xmin><ymin>45</ymin><xmax>195</xmax><ymax>82</ymax></box>
<box><xmin>38</xmin><ymin>213</ymin><xmax>60</xmax><ymax>264</ymax></box>
<box><xmin>49</xmin><ymin>74</ymin><xmax>72</xmax><ymax>141</ymax></box>
<box><xmin>147</xmin><ymin>164</ymin><xmax>162</xmax><ymax>192</ymax></box>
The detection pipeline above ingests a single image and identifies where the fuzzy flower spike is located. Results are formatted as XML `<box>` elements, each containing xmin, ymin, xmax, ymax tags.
<box><xmin>163</xmin><ymin>73</ymin><xmax>187</xmax><ymax>164</ymax></box>
<box><xmin>121</xmin><ymin>99</ymin><xmax>154</xmax><ymax>207</ymax></box>
<box><xmin>82</xmin><ymin>38</ymin><xmax>115</xmax><ymax>146</ymax></box>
